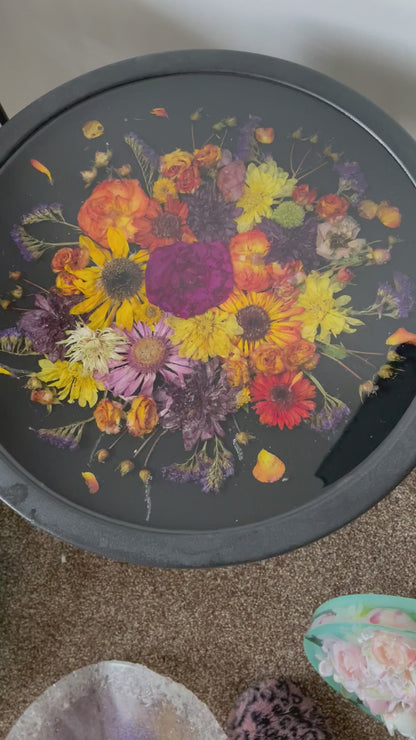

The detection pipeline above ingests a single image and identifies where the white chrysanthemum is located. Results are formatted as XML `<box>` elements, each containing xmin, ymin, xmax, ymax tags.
<box><xmin>61</xmin><ymin>324</ymin><xmax>127</xmax><ymax>376</ymax></box>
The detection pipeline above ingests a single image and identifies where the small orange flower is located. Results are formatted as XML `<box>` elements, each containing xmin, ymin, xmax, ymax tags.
<box><xmin>250</xmin><ymin>344</ymin><xmax>284</xmax><ymax>375</ymax></box>
<box><xmin>126</xmin><ymin>396</ymin><xmax>158</xmax><ymax>437</ymax></box>
<box><xmin>82</xmin><ymin>471</ymin><xmax>99</xmax><ymax>493</ymax></box>
<box><xmin>337</xmin><ymin>267</ymin><xmax>355</xmax><ymax>283</ymax></box>
<box><xmin>93</xmin><ymin>398</ymin><xmax>123</xmax><ymax>434</ymax></box>
<box><xmin>229</xmin><ymin>229</ymin><xmax>272</xmax><ymax>291</ymax></box>
<box><xmin>282</xmin><ymin>338</ymin><xmax>319</xmax><ymax>371</ymax></box>
<box><xmin>51</xmin><ymin>246</ymin><xmax>89</xmax><ymax>273</ymax></box>
<box><xmin>315</xmin><ymin>194</ymin><xmax>349</xmax><ymax>222</ymax></box>
<box><xmin>78</xmin><ymin>179</ymin><xmax>151</xmax><ymax>248</ymax></box>
<box><xmin>153</xmin><ymin>177</ymin><xmax>177</xmax><ymax>204</ymax></box>
<box><xmin>176</xmin><ymin>164</ymin><xmax>201</xmax><ymax>194</ymax></box>
<box><xmin>223</xmin><ymin>350</ymin><xmax>250</xmax><ymax>387</ymax></box>
<box><xmin>82</xmin><ymin>121</ymin><xmax>104</xmax><ymax>139</ymax></box>
<box><xmin>193</xmin><ymin>144</ymin><xmax>221</xmax><ymax>168</ymax></box>
<box><xmin>133</xmin><ymin>195</ymin><xmax>195</xmax><ymax>252</ymax></box>
<box><xmin>371</xmin><ymin>248</ymin><xmax>391</xmax><ymax>265</ymax></box>
<box><xmin>358</xmin><ymin>199</ymin><xmax>378</xmax><ymax>220</ymax></box>
<box><xmin>377</xmin><ymin>201</ymin><xmax>402</xmax><ymax>228</ymax></box>
<box><xmin>386</xmin><ymin>328</ymin><xmax>416</xmax><ymax>347</ymax></box>
<box><xmin>255</xmin><ymin>127</ymin><xmax>275</xmax><ymax>144</ymax></box>
<box><xmin>30</xmin><ymin>388</ymin><xmax>58</xmax><ymax>406</ymax></box>
<box><xmin>292</xmin><ymin>184</ymin><xmax>317</xmax><ymax>206</ymax></box>
<box><xmin>268</xmin><ymin>260</ymin><xmax>305</xmax><ymax>300</ymax></box>
<box><xmin>252</xmin><ymin>449</ymin><xmax>285</xmax><ymax>483</ymax></box>
<box><xmin>160</xmin><ymin>149</ymin><xmax>193</xmax><ymax>180</ymax></box>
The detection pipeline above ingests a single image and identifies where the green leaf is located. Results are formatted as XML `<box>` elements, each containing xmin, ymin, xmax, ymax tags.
<box><xmin>318</xmin><ymin>342</ymin><xmax>348</xmax><ymax>360</ymax></box>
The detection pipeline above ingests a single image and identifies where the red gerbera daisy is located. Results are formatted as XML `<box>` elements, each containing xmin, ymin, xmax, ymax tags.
<box><xmin>133</xmin><ymin>195</ymin><xmax>195</xmax><ymax>252</ymax></box>
<box><xmin>250</xmin><ymin>371</ymin><xmax>316</xmax><ymax>429</ymax></box>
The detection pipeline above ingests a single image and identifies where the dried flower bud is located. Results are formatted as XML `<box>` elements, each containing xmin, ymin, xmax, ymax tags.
<box><xmin>224</xmin><ymin>117</ymin><xmax>237</xmax><ymax>127</ymax></box>
<box><xmin>30</xmin><ymin>388</ymin><xmax>57</xmax><ymax>406</ymax></box>
<box><xmin>9</xmin><ymin>270</ymin><xmax>21</xmax><ymax>280</ymax></box>
<box><xmin>0</xmin><ymin>299</ymin><xmax>11</xmax><ymax>310</ymax></box>
<box><xmin>80</xmin><ymin>167</ymin><xmax>98</xmax><ymax>187</ymax></box>
<box><xmin>139</xmin><ymin>469</ymin><xmax>152</xmax><ymax>484</ymax></box>
<box><xmin>378</xmin><ymin>364</ymin><xmax>394</xmax><ymax>379</ymax></box>
<box><xmin>387</xmin><ymin>351</ymin><xmax>402</xmax><ymax>363</ymax></box>
<box><xmin>96</xmin><ymin>448</ymin><xmax>109</xmax><ymax>463</ymax></box>
<box><xmin>26</xmin><ymin>375</ymin><xmax>43</xmax><ymax>390</ymax></box>
<box><xmin>94</xmin><ymin>149</ymin><xmax>112</xmax><ymax>168</ymax></box>
<box><xmin>235</xmin><ymin>431</ymin><xmax>256</xmax><ymax>446</ymax></box>
<box><xmin>118</xmin><ymin>459</ymin><xmax>134</xmax><ymax>476</ymax></box>
<box><xmin>359</xmin><ymin>380</ymin><xmax>378</xmax><ymax>402</ymax></box>
<box><xmin>292</xmin><ymin>128</ymin><xmax>303</xmax><ymax>139</ymax></box>
<box><xmin>115</xmin><ymin>164</ymin><xmax>132</xmax><ymax>177</ymax></box>
<box><xmin>371</xmin><ymin>248</ymin><xmax>391</xmax><ymax>265</ymax></box>
<box><xmin>309</xmin><ymin>133</ymin><xmax>318</xmax><ymax>144</ymax></box>
<box><xmin>10</xmin><ymin>285</ymin><xmax>23</xmax><ymax>299</ymax></box>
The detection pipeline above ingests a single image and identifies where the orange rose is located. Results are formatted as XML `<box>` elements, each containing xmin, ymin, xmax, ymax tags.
<box><xmin>268</xmin><ymin>260</ymin><xmax>305</xmax><ymax>300</ymax></box>
<box><xmin>176</xmin><ymin>164</ymin><xmax>201</xmax><ymax>194</ymax></box>
<box><xmin>93</xmin><ymin>399</ymin><xmax>123</xmax><ymax>434</ymax></box>
<box><xmin>126</xmin><ymin>396</ymin><xmax>158</xmax><ymax>437</ymax></box>
<box><xmin>51</xmin><ymin>246</ymin><xmax>89</xmax><ymax>273</ymax></box>
<box><xmin>55</xmin><ymin>271</ymin><xmax>80</xmax><ymax>296</ymax></box>
<box><xmin>223</xmin><ymin>350</ymin><xmax>250</xmax><ymax>387</ymax></box>
<box><xmin>315</xmin><ymin>194</ymin><xmax>349</xmax><ymax>222</ymax></box>
<box><xmin>233</xmin><ymin>263</ymin><xmax>272</xmax><ymax>292</ymax></box>
<box><xmin>230</xmin><ymin>229</ymin><xmax>272</xmax><ymax>291</ymax></box>
<box><xmin>377</xmin><ymin>201</ymin><xmax>402</xmax><ymax>228</ymax></box>
<box><xmin>160</xmin><ymin>149</ymin><xmax>193</xmax><ymax>180</ymax></box>
<box><xmin>250</xmin><ymin>345</ymin><xmax>285</xmax><ymax>375</ymax></box>
<box><xmin>282</xmin><ymin>339</ymin><xmax>319</xmax><ymax>371</ymax></box>
<box><xmin>193</xmin><ymin>145</ymin><xmax>221</xmax><ymax>168</ymax></box>
<box><xmin>358</xmin><ymin>199</ymin><xmax>378</xmax><ymax>220</ymax></box>
<box><xmin>77</xmin><ymin>179</ymin><xmax>150</xmax><ymax>247</ymax></box>
<box><xmin>292</xmin><ymin>184</ymin><xmax>317</xmax><ymax>206</ymax></box>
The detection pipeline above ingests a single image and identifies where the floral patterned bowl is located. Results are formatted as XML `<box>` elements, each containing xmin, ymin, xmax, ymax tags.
<box><xmin>5</xmin><ymin>661</ymin><xmax>226</xmax><ymax>740</ymax></box>
<box><xmin>304</xmin><ymin>594</ymin><xmax>416</xmax><ymax>738</ymax></box>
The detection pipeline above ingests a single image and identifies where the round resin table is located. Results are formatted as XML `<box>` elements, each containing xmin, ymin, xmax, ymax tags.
<box><xmin>0</xmin><ymin>50</ymin><xmax>415</xmax><ymax>567</ymax></box>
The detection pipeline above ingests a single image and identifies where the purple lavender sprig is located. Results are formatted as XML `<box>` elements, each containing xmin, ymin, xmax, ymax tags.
<box><xmin>33</xmin><ymin>419</ymin><xmax>91</xmax><ymax>450</ymax></box>
<box><xmin>234</xmin><ymin>115</ymin><xmax>262</xmax><ymax>162</ymax></box>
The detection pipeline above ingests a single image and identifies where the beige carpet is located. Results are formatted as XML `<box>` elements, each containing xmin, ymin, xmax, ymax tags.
<box><xmin>1</xmin><ymin>472</ymin><xmax>416</xmax><ymax>739</ymax></box>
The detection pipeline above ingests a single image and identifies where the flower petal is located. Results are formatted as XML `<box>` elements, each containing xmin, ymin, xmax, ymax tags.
<box><xmin>107</xmin><ymin>227</ymin><xmax>129</xmax><ymax>258</ymax></box>
<box><xmin>81</xmin><ymin>471</ymin><xmax>99</xmax><ymax>494</ymax></box>
<box><xmin>386</xmin><ymin>327</ymin><xmax>416</xmax><ymax>346</ymax></box>
<box><xmin>252</xmin><ymin>449</ymin><xmax>285</xmax><ymax>483</ymax></box>
<box><xmin>79</xmin><ymin>235</ymin><xmax>108</xmax><ymax>266</ymax></box>
<box><xmin>116</xmin><ymin>299</ymin><xmax>134</xmax><ymax>330</ymax></box>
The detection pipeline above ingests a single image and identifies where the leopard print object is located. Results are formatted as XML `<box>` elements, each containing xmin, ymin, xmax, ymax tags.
<box><xmin>226</xmin><ymin>678</ymin><xmax>333</xmax><ymax>740</ymax></box>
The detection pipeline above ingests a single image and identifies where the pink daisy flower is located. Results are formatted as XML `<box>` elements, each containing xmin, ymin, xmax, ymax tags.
<box><xmin>101</xmin><ymin>320</ymin><xmax>192</xmax><ymax>398</ymax></box>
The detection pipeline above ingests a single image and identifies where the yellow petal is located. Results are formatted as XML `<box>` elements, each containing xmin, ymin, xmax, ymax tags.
<box><xmin>79</xmin><ymin>235</ymin><xmax>108</xmax><ymax>266</ymax></box>
<box><xmin>88</xmin><ymin>298</ymin><xmax>112</xmax><ymax>329</ymax></box>
<box><xmin>116</xmin><ymin>300</ymin><xmax>134</xmax><ymax>330</ymax></box>
<box><xmin>386</xmin><ymin>327</ymin><xmax>416</xmax><ymax>346</ymax></box>
<box><xmin>82</xmin><ymin>472</ymin><xmax>99</xmax><ymax>493</ymax></box>
<box><xmin>0</xmin><ymin>366</ymin><xmax>12</xmax><ymax>376</ymax></box>
<box><xmin>107</xmin><ymin>227</ymin><xmax>129</xmax><ymax>258</ymax></box>
<box><xmin>252</xmin><ymin>449</ymin><xmax>286</xmax><ymax>483</ymax></box>
<box><xmin>70</xmin><ymin>291</ymin><xmax>105</xmax><ymax>315</ymax></box>
<box><xmin>82</xmin><ymin>120</ymin><xmax>104</xmax><ymax>139</ymax></box>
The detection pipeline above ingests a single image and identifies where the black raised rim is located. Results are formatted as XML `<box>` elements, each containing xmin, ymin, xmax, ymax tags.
<box><xmin>1</xmin><ymin>49</ymin><xmax>416</xmax><ymax>568</ymax></box>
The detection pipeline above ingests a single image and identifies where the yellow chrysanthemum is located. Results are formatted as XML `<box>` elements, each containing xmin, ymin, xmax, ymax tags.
<box><xmin>134</xmin><ymin>298</ymin><xmax>164</xmax><ymax>328</ymax></box>
<box><xmin>236</xmin><ymin>161</ymin><xmax>297</xmax><ymax>233</ymax></box>
<box><xmin>236</xmin><ymin>387</ymin><xmax>251</xmax><ymax>408</ymax></box>
<box><xmin>70</xmin><ymin>227</ymin><xmax>148</xmax><ymax>331</ymax></box>
<box><xmin>298</xmin><ymin>273</ymin><xmax>364</xmax><ymax>343</ymax></box>
<box><xmin>152</xmin><ymin>177</ymin><xmax>177</xmax><ymax>204</ymax></box>
<box><xmin>167</xmin><ymin>309</ymin><xmax>242</xmax><ymax>362</ymax></box>
<box><xmin>37</xmin><ymin>359</ymin><xmax>104</xmax><ymax>408</ymax></box>
<box><xmin>220</xmin><ymin>290</ymin><xmax>303</xmax><ymax>354</ymax></box>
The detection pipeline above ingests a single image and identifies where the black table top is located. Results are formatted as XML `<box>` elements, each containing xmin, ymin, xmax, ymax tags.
<box><xmin>0</xmin><ymin>50</ymin><xmax>415</xmax><ymax>566</ymax></box>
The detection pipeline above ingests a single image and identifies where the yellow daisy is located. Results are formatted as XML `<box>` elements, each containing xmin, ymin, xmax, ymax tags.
<box><xmin>236</xmin><ymin>161</ymin><xmax>297</xmax><ymax>233</ymax></box>
<box><xmin>298</xmin><ymin>273</ymin><xmax>364</xmax><ymax>343</ymax></box>
<box><xmin>37</xmin><ymin>359</ymin><xmax>104</xmax><ymax>408</ymax></box>
<box><xmin>220</xmin><ymin>290</ymin><xmax>303</xmax><ymax>354</ymax></box>
<box><xmin>70</xmin><ymin>227</ymin><xmax>148</xmax><ymax>331</ymax></box>
<box><xmin>167</xmin><ymin>309</ymin><xmax>242</xmax><ymax>362</ymax></box>
<box><xmin>152</xmin><ymin>177</ymin><xmax>177</xmax><ymax>204</ymax></box>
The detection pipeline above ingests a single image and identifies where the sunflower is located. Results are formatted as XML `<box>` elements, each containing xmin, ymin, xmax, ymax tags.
<box><xmin>250</xmin><ymin>371</ymin><xmax>316</xmax><ymax>429</ymax></box>
<box><xmin>70</xmin><ymin>228</ymin><xmax>148</xmax><ymax>331</ymax></box>
<box><xmin>298</xmin><ymin>272</ymin><xmax>363</xmax><ymax>342</ymax></box>
<box><xmin>37</xmin><ymin>359</ymin><xmax>104</xmax><ymax>408</ymax></box>
<box><xmin>167</xmin><ymin>309</ymin><xmax>243</xmax><ymax>362</ymax></box>
<box><xmin>220</xmin><ymin>290</ymin><xmax>303</xmax><ymax>354</ymax></box>
<box><xmin>236</xmin><ymin>161</ymin><xmax>297</xmax><ymax>233</ymax></box>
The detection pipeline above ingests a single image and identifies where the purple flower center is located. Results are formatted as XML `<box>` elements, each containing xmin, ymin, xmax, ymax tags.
<box><xmin>132</xmin><ymin>336</ymin><xmax>168</xmax><ymax>371</ymax></box>
<box><xmin>101</xmin><ymin>258</ymin><xmax>143</xmax><ymax>300</ymax></box>
<box><xmin>270</xmin><ymin>385</ymin><xmax>292</xmax><ymax>406</ymax></box>
<box><xmin>152</xmin><ymin>213</ymin><xmax>181</xmax><ymax>240</ymax></box>
<box><xmin>236</xmin><ymin>305</ymin><xmax>270</xmax><ymax>342</ymax></box>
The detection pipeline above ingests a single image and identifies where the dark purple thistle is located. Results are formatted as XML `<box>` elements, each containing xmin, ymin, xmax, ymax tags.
<box><xmin>184</xmin><ymin>183</ymin><xmax>241</xmax><ymax>242</ymax></box>
<box><xmin>261</xmin><ymin>216</ymin><xmax>322</xmax><ymax>271</ymax></box>
<box><xmin>156</xmin><ymin>360</ymin><xmax>239</xmax><ymax>451</ymax></box>
<box><xmin>18</xmin><ymin>292</ymin><xmax>79</xmax><ymax>361</ymax></box>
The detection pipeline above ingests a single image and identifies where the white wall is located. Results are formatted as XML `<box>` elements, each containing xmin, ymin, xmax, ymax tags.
<box><xmin>1</xmin><ymin>0</ymin><xmax>415</xmax><ymax>136</ymax></box>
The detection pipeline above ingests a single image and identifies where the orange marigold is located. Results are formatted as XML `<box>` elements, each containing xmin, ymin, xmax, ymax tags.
<box><xmin>315</xmin><ymin>194</ymin><xmax>349</xmax><ymax>223</ymax></box>
<box><xmin>250</xmin><ymin>344</ymin><xmax>284</xmax><ymax>375</ymax></box>
<box><xmin>281</xmin><ymin>339</ymin><xmax>319</xmax><ymax>371</ymax></box>
<box><xmin>193</xmin><ymin>144</ymin><xmax>221</xmax><ymax>168</ymax></box>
